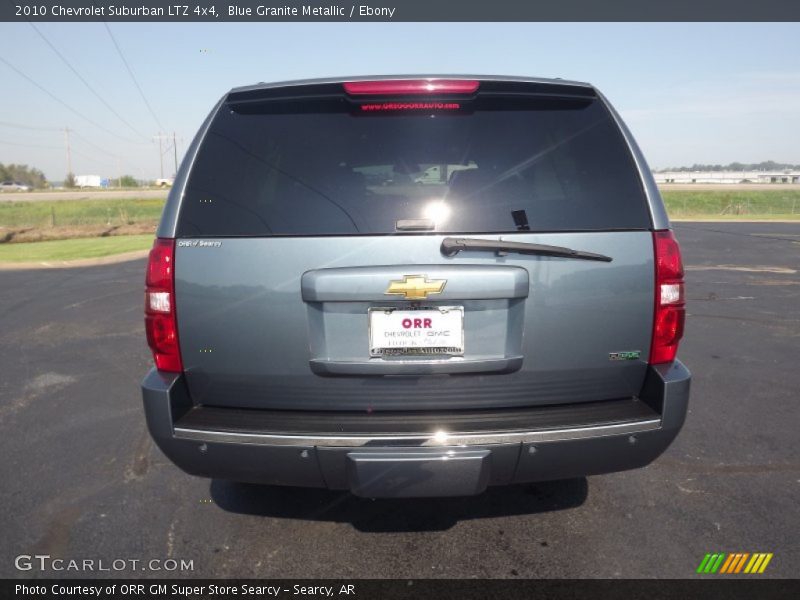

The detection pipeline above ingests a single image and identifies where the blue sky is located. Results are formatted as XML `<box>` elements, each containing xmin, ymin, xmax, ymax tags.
<box><xmin>0</xmin><ymin>22</ymin><xmax>798</xmax><ymax>180</ymax></box>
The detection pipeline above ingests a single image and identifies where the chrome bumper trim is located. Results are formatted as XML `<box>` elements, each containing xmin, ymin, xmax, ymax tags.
<box><xmin>173</xmin><ymin>418</ymin><xmax>661</xmax><ymax>447</ymax></box>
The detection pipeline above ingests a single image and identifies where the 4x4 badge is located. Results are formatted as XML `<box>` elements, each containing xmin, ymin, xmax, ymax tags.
<box><xmin>609</xmin><ymin>350</ymin><xmax>641</xmax><ymax>361</ymax></box>
<box><xmin>385</xmin><ymin>275</ymin><xmax>447</xmax><ymax>300</ymax></box>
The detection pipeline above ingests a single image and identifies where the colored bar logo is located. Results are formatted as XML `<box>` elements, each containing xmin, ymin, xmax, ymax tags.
<box><xmin>696</xmin><ymin>553</ymin><xmax>773</xmax><ymax>574</ymax></box>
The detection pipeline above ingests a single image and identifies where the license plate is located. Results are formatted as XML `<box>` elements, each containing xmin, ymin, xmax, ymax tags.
<box><xmin>369</xmin><ymin>307</ymin><xmax>464</xmax><ymax>357</ymax></box>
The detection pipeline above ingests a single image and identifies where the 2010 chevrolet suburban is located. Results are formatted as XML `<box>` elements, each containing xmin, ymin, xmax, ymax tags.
<box><xmin>141</xmin><ymin>76</ymin><xmax>690</xmax><ymax>498</ymax></box>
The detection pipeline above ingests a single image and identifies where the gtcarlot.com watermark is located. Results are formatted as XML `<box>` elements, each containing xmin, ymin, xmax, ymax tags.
<box><xmin>15</xmin><ymin>554</ymin><xmax>194</xmax><ymax>572</ymax></box>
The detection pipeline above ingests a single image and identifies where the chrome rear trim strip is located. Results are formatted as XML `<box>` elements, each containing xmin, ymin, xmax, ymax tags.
<box><xmin>173</xmin><ymin>418</ymin><xmax>661</xmax><ymax>447</ymax></box>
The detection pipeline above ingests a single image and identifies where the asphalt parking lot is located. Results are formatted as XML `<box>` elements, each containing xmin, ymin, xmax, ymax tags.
<box><xmin>1</xmin><ymin>222</ymin><xmax>798</xmax><ymax>579</ymax></box>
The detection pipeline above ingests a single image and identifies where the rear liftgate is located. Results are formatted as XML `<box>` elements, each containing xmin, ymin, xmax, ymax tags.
<box><xmin>303</xmin><ymin>260</ymin><xmax>527</xmax><ymax>497</ymax></box>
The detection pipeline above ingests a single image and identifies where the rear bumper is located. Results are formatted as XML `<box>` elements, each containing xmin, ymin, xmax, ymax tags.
<box><xmin>141</xmin><ymin>361</ymin><xmax>690</xmax><ymax>497</ymax></box>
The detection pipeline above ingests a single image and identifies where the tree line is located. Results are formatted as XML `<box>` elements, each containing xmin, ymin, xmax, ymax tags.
<box><xmin>657</xmin><ymin>161</ymin><xmax>800</xmax><ymax>173</ymax></box>
<box><xmin>0</xmin><ymin>163</ymin><xmax>141</xmax><ymax>189</ymax></box>
<box><xmin>0</xmin><ymin>163</ymin><xmax>47</xmax><ymax>188</ymax></box>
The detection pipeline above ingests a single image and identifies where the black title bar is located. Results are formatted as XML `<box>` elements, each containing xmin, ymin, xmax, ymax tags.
<box><xmin>4</xmin><ymin>579</ymin><xmax>800</xmax><ymax>600</ymax></box>
<box><xmin>2</xmin><ymin>0</ymin><xmax>800</xmax><ymax>22</ymax></box>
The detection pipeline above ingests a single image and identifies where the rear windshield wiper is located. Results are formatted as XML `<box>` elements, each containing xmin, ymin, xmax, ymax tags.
<box><xmin>441</xmin><ymin>237</ymin><xmax>613</xmax><ymax>262</ymax></box>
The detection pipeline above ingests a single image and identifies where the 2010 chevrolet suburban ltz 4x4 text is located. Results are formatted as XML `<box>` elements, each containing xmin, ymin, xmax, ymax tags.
<box><xmin>141</xmin><ymin>76</ymin><xmax>691</xmax><ymax>498</ymax></box>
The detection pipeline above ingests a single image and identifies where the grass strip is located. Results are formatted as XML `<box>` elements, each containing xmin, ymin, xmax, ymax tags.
<box><xmin>0</xmin><ymin>198</ymin><xmax>164</xmax><ymax>228</ymax></box>
<box><xmin>0</xmin><ymin>234</ymin><xmax>153</xmax><ymax>263</ymax></box>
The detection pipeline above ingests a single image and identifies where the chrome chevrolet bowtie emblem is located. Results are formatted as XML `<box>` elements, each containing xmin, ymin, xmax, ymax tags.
<box><xmin>385</xmin><ymin>275</ymin><xmax>447</xmax><ymax>300</ymax></box>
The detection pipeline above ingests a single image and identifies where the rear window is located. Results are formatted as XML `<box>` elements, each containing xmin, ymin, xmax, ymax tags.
<box><xmin>177</xmin><ymin>91</ymin><xmax>650</xmax><ymax>236</ymax></box>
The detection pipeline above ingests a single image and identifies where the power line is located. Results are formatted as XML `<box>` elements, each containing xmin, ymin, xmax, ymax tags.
<box><xmin>153</xmin><ymin>133</ymin><xmax>169</xmax><ymax>178</ymax></box>
<box><xmin>104</xmin><ymin>23</ymin><xmax>166</xmax><ymax>133</ymax></box>
<box><xmin>0</xmin><ymin>120</ymin><xmax>149</xmax><ymax>146</ymax></box>
<box><xmin>0</xmin><ymin>120</ymin><xmax>62</xmax><ymax>132</ymax></box>
<box><xmin>28</xmin><ymin>22</ymin><xmax>150</xmax><ymax>142</ymax></box>
<box><xmin>0</xmin><ymin>137</ymin><xmax>112</xmax><ymax>177</ymax></box>
<box><xmin>0</xmin><ymin>55</ymin><xmax>138</xmax><ymax>144</ymax></box>
<box><xmin>172</xmin><ymin>131</ymin><xmax>178</xmax><ymax>175</ymax></box>
<box><xmin>64</xmin><ymin>127</ymin><xmax>72</xmax><ymax>174</ymax></box>
<box><xmin>0</xmin><ymin>121</ymin><xmax>116</xmax><ymax>157</ymax></box>
<box><xmin>71</xmin><ymin>147</ymin><xmax>116</xmax><ymax>167</ymax></box>
<box><xmin>71</xmin><ymin>130</ymin><xmax>117</xmax><ymax>158</ymax></box>
<box><xmin>0</xmin><ymin>128</ymin><xmax>102</xmax><ymax>174</ymax></box>
<box><xmin>0</xmin><ymin>121</ymin><xmax>125</xmax><ymax>162</ymax></box>
<box><xmin>0</xmin><ymin>121</ymin><xmax>144</xmax><ymax>175</ymax></box>
<box><xmin>0</xmin><ymin>139</ymin><xmax>61</xmax><ymax>150</ymax></box>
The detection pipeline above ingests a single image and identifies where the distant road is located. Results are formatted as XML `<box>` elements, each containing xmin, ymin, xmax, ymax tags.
<box><xmin>3</xmin><ymin>184</ymin><xmax>799</xmax><ymax>202</ymax></box>
<box><xmin>0</xmin><ymin>189</ymin><xmax>169</xmax><ymax>202</ymax></box>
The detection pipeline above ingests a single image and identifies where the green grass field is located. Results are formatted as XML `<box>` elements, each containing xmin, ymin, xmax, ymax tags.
<box><xmin>0</xmin><ymin>234</ymin><xmax>153</xmax><ymax>263</ymax></box>
<box><xmin>0</xmin><ymin>197</ymin><xmax>164</xmax><ymax>228</ymax></box>
<box><xmin>661</xmin><ymin>190</ymin><xmax>800</xmax><ymax>219</ymax></box>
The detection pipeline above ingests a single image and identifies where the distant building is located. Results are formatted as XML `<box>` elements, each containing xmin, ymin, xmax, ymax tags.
<box><xmin>654</xmin><ymin>171</ymin><xmax>800</xmax><ymax>184</ymax></box>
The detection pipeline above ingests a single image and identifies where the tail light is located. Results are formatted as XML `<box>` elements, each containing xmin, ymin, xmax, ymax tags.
<box><xmin>343</xmin><ymin>79</ymin><xmax>479</xmax><ymax>96</ymax></box>
<box><xmin>650</xmin><ymin>230</ymin><xmax>685</xmax><ymax>364</ymax></box>
<box><xmin>145</xmin><ymin>238</ymin><xmax>182</xmax><ymax>372</ymax></box>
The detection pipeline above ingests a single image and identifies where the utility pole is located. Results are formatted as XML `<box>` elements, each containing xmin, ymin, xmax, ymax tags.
<box><xmin>116</xmin><ymin>156</ymin><xmax>122</xmax><ymax>188</ymax></box>
<box><xmin>63</xmin><ymin>127</ymin><xmax>72</xmax><ymax>176</ymax></box>
<box><xmin>153</xmin><ymin>133</ymin><xmax>170</xmax><ymax>179</ymax></box>
<box><xmin>172</xmin><ymin>131</ymin><xmax>178</xmax><ymax>176</ymax></box>
<box><xmin>157</xmin><ymin>133</ymin><xmax>163</xmax><ymax>179</ymax></box>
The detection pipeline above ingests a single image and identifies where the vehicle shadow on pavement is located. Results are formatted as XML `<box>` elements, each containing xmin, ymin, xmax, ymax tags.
<box><xmin>210</xmin><ymin>478</ymin><xmax>588</xmax><ymax>532</ymax></box>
